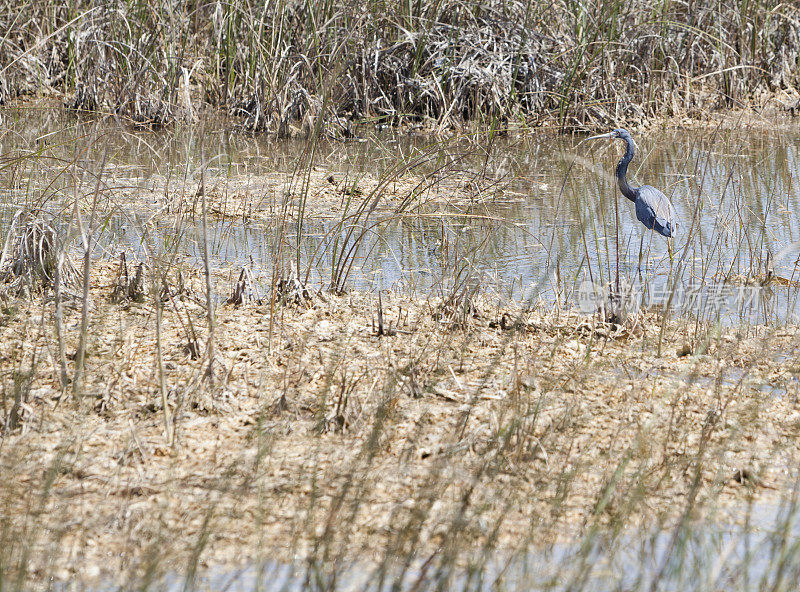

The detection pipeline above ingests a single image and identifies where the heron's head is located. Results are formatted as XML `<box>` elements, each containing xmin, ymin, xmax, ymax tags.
<box><xmin>587</xmin><ymin>128</ymin><xmax>632</xmax><ymax>142</ymax></box>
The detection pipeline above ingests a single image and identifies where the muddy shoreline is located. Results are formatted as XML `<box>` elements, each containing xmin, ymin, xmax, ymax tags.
<box><xmin>2</xmin><ymin>255</ymin><xmax>799</xmax><ymax>585</ymax></box>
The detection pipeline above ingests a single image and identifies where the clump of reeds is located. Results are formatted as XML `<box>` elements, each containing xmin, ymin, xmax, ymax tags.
<box><xmin>433</xmin><ymin>287</ymin><xmax>481</xmax><ymax>329</ymax></box>
<box><xmin>110</xmin><ymin>252</ymin><xmax>145</xmax><ymax>304</ymax></box>
<box><xmin>0</xmin><ymin>210</ymin><xmax>76</xmax><ymax>297</ymax></box>
<box><xmin>225</xmin><ymin>267</ymin><xmax>264</xmax><ymax>306</ymax></box>
<box><xmin>39</xmin><ymin>5</ymin><xmax>198</xmax><ymax>125</ymax></box>
<box><xmin>275</xmin><ymin>276</ymin><xmax>311</xmax><ymax>306</ymax></box>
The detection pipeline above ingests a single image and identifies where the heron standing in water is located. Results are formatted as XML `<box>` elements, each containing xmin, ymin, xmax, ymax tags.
<box><xmin>588</xmin><ymin>128</ymin><xmax>677</xmax><ymax>238</ymax></box>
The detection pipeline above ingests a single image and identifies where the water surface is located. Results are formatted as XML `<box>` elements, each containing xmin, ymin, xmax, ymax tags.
<box><xmin>2</xmin><ymin>105</ymin><xmax>800</xmax><ymax>324</ymax></box>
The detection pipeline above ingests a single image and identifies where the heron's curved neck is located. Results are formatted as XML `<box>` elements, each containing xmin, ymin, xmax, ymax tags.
<box><xmin>615</xmin><ymin>138</ymin><xmax>637</xmax><ymax>202</ymax></box>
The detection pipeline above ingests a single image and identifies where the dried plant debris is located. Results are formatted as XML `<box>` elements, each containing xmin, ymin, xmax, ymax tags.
<box><xmin>0</xmin><ymin>210</ymin><xmax>77</xmax><ymax>296</ymax></box>
<box><xmin>372</xmin><ymin>291</ymin><xmax>397</xmax><ymax>336</ymax></box>
<box><xmin>432</xmin><ymin>288</ymin><xmax>482</xmax><ymax>329</ymax></box>
<box><xmin>226</xmin><ymin>267</ymin><xmax>263</xmax><ymax>306</ymax></box>
<box><xmin>160</xmin><ymin>270</ymin><xmax>191</xmax><ymax>302</ymax></box>
<box><xmin>2</xmin><ymin>260</ymin><xmax>800</xmax><ymax>586</ymax></box>
<box><xmin>111</xmin><ymin>252</ymin><xmax>146</xmax><ymax>304</ymax></box>
<box><xmin>275</xmin><ymin>276</ymin><xmax>312</xmax><ymax>306</ymax></box>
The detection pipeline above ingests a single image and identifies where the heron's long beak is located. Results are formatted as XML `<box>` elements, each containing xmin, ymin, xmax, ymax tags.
<box><xmin>587</xmin><ymin>132</ymin><xmax>614</xmax><ymax>140</ymax></box>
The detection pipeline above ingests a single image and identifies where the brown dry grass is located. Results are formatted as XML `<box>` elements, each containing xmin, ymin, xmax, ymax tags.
<box><xmin>2</xmin><ymin>0</ymin><xmax>799</xmax><ymax>133</ymax></box>
<box><xmin>2</xmin><ymin>257</ymin><xmax>799</xmax><ymax>585</ymax></box>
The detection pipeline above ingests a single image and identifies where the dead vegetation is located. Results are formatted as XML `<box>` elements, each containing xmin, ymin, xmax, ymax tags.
<box><xmin>1</xmin><ymin>255</ymin><xmax>800</xmax><ymax>587</ymax></box>
<box><xmin>110</xmin><ymin>252</ymin><xmax>145</xmax><ymax>304</ymax></box>
<box><xmin>0</xmin><ymin>209</ymin><xmax>77</xmax><ymax>297</ymax></box>
<box><xmin>1</xmin><ymin>0</ymin><xmax>799</xmax><ymax>132</ymax></box>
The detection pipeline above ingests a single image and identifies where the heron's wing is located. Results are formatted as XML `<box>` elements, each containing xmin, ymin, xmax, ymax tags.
<box><xmin>638</xmin><ymin>186</ymin><xmax>677</xmax><ymax>236</ymax></box>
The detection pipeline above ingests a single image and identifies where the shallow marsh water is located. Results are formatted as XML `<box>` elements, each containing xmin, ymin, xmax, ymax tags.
<box><xmin>3</xmin><ymin>106</ymin><xmax>800</xmax><ymax>324</ymax></box>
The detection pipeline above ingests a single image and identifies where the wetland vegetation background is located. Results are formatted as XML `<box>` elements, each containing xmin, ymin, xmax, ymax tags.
<box><xmin>3</xmin><ymin>1</ymin><xmax>800</xmax><ymax>591</ymax></box>
<box><xmin>1</xmin><ymin>0</ymin><xmax>799</xmax><ymax>131</ymax></box>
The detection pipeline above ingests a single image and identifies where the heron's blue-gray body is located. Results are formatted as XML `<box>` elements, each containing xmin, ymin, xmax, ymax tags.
<box><xmin>591</xmin><ymin>128</ymin><xmax>677</xmax><ymax>238</ymax></box>
<box><xmin>633</xmin><ymin>186</ymin><xmax>675</xmax><ymax>237</ymax></box>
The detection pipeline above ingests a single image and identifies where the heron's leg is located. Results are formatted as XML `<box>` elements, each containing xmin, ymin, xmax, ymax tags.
<box><xmin>668</xmin><ymin>238</ymin><xmax>674</xmax><ymax>264</ymax></box>
<box><xmin>637</xmin><ymin>232</ymin><xmax>645</xmax><ymax>277</ymax></box>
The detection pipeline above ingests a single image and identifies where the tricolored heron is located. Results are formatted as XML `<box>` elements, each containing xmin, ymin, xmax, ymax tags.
<box><xmin>588</xmin><ymin>128</ymin><xmax>677</xmax><ymax>238</ymax></box>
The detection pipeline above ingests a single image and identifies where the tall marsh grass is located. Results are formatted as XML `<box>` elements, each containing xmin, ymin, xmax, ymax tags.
<box><xmin>1</xmin><ymin>0</ymin><xmax>798</xmax><ymax>132</ymax></box>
